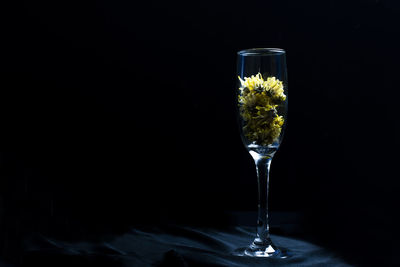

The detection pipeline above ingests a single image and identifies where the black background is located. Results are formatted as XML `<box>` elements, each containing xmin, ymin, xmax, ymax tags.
<box><xmin>1</xmin><ymin>0</ymin><xmax>400</xmax><ymax>266</ymax></box>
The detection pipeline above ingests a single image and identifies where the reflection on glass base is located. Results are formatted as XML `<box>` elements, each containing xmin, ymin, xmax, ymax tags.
<box><xmin>232</xmin><ymin>239</ymin><xmax>289</xmax><ymax>258</ymax></box>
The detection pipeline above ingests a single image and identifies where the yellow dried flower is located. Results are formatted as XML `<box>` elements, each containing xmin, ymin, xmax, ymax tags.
<box><xmin>238</xmin><ymin>73</ymin><xmax>286</xmax><ymax>146</ymax></box>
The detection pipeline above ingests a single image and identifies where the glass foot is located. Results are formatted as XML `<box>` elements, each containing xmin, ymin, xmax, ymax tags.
<box><xmin>232</xmin><ymin>238</ymin><xmax>289</xmax><ymax>258</ymax></box>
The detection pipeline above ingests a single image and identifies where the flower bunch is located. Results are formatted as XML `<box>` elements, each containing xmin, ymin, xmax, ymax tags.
<box><xmin>238</xmin><ymin>73</ymin><xmax>286</xmax><ymax>146</ymax></box>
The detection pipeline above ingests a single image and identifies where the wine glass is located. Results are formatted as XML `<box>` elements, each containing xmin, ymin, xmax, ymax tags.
<box><xmin>234</xmin><ymin>48</ymin><xmax>288</xmax><ymax>257</ymax></box>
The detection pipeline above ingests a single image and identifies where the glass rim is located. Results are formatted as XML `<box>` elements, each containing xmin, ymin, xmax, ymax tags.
<box><xmin>237</xmin><ymin>48</ymin><xmax>285</xmax><ymax>56</ymax></box>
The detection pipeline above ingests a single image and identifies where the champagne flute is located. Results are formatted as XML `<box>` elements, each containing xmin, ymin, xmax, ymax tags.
<box><xmin>235</xmin><ymin>48</ymin><xmax>288</xmax><ymax>257</ymax></box>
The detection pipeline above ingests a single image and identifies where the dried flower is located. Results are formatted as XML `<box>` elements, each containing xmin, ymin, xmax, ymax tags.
<box><xmin>238</xmin><ymin>73</ymin><xmax>286</xmax><ymax>146</ymax></box>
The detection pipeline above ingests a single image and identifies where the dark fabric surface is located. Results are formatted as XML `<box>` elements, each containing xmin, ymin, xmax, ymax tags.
<box><xmin>20</xmin><ymin>225</ymin><xmax>353</xmax><ymax>267</ymax></box>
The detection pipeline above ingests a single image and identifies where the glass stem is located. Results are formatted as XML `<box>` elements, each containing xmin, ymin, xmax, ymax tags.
<box><xmin>254</xmin><ymin>154</ymin><xmax>272</xmax><ymax>244</ymax></box>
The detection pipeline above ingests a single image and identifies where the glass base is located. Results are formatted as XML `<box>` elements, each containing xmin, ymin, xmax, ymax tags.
<box><xmin>232</xmin><ymin>238</ymin><xmax>289</xmax><ymax>258</ymax></box>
